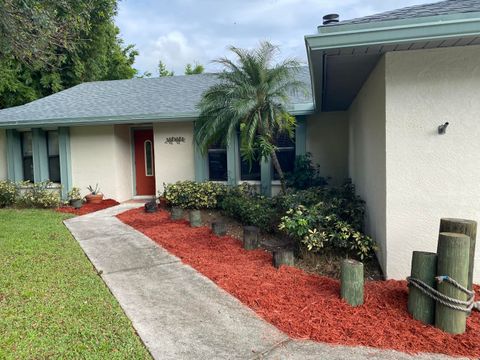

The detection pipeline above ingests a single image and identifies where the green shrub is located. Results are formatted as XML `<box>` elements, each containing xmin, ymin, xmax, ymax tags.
<box><xmin>17</xmin><ymin>181</ymin><xmax>61</xmax><ymax>208</ymax></box>
<box><xmin>285</xmin><ymin>153</ymin><xmax>328</xmax><ymax>190</ymax></box>
<box><xmin>278</xmin><ymin>181</ymin><xmax>376</xmax><ymax>260</ymax></box>
<box><xmin>163</xmin><ymin>181</ymin><xmax>227</xmax><ymax>209</ymax></box>
<box><xmin>219</xmin><ymin>189</ymin><xmax>277</xmax><ymax>232</ymax></box>
<box><xmin>0</xmin><ymin>180</ymin><xmax>18</xmax><ymax>207</ymax></box>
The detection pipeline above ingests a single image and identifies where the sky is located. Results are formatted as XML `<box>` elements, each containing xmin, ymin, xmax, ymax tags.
<box><xmin>115</xmin><ymin>0</ymin><xmax>435</xmax><ymax>76</ymax></box>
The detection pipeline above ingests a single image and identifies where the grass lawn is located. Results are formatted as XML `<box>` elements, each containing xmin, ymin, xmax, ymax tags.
<box><xmin>0</xmin><ymin>209</ymin><xmax>151</xmax><ymax>359</ymax></box>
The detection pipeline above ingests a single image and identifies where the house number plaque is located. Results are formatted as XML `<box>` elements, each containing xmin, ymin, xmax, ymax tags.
<box><xmin>165</xmin><ymin>136</ymin><xmax>185</xmax><ymax>145</ymax></box>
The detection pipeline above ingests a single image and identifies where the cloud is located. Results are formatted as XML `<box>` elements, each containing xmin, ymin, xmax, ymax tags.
<box><xmin>116</xmin><ymin>0</ymin><xmax>434</xmax><ymax>75</ymax></box>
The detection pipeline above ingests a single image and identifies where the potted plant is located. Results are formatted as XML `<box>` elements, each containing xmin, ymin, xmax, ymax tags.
<box><xmin>85</xmin><ymin>184</ymin><xmax>104</xmax><ymax>204</ymax></box>
<box><xmin>68</xmin><ymin>187</ymin><xmax>83</xmax><ymax>209</ymax></box>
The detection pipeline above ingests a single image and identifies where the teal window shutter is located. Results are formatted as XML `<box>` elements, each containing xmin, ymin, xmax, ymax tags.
<box><xmin>260</xmin><ymin>157</ymin><xmax>272</xmax><ymax>196</ymax></box>
<box><xmin>32</xmin><ymin>128</ymin><xmax>49</xmax><ymax>182</ymax></box>
<box><xmin>194</xmin><ymin>141</ymin><xmax>208</xmax><ymax>182</ymax></box>
<box><xmin>6</xmin><ymin>129</ymin><xmax>23</xmax><ymax>181</ymax></box>
<box><xmin>226</xmin><ymin>132</ymin><xmax>239</xmax><ymax>186</ymax></box>
<box><xmin>58</xmin><ymin>127</ymin><xmax>72</xmax><ymax>199</ymax></box>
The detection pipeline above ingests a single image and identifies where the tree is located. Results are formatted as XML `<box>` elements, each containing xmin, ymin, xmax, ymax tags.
<box><xmin>158</xmin><ymin>60</ymin><xmax>174</xmax><ymax>77</ymax></box>
<box><xmin>185</xmin><ymin>62</ymin><xmax>204</xmax><ymax>75</ymax></box>
<box><xmin>0</xmin><ymin>0</ymin><xmax>138</xmax><ymax>109</ymax></box>
<box><xmin>194</xmin><ymin>41</ymin><xmax>304</xmax><ymax>193</ymax></box>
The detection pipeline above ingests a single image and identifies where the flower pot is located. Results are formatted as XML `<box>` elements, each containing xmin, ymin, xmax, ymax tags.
<box><xmin>70</xmin><ymin>199</ymin><xmax>83</xmax><ymax>209</ymax></box>
<box><xmin>189</xmin><ymin>210</ymin><xmax>202</xmax><ymax>227</ymax></box>
<box><xmin>85</xmin><ymin>193</ymin><xmax>104</xmax><ymax>204</ymax></box>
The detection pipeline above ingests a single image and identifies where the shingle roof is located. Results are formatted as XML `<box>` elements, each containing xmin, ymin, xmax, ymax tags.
<box><xmin>0</xmin><ymin>67</ymin><xmax>312</xmax><ymax>126</ymax></box>
<box><xmin>337</xmin><ymin>0</ymin><xmax>480</xmax><ymax>26</ymax></box>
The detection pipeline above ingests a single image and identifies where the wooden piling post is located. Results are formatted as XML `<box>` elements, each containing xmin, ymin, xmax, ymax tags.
<box><xmin>212</xmin><ymin>221</ymin><xmax>227</xmax><ymax>236</ymax></box>
<box><xmin>439</xmin><ymin>218</ymin><xmax>477</xmax><ymax>290</ymax></box>
<box><xmin>407</xmin><ymin>251</ymin><xmax>437</xmax><ymax>324</ymax></box>
<box><xmin>435</xmin><ymin>232</ymin><xmax>470</xmax><ymax>334</ymax></box>
<box><xmin>273</xmin><ymin>249</ymin><xmax>294</xmax><ymax>268</ymax></box>
<box><xmin>340</xmin><ymin>259</ymin><xmax>364</xmax><ymax>307</ymax></box>
<box><xmin>171</xmin><ymin>206</ymin><xmax>184</xmax><ymax>220</ymax></box>
<box><xmin>243</xmin><ymin>226</ymin><xmax>259</xmax><ymax>250</ymax></box>
<box><xmin>189</xmin><ymin>210</ymin><xmax>202</xmax><ymax>227</ymax></box>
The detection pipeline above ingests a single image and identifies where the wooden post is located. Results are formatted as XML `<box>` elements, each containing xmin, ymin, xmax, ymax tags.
<box><xmin>171</xmin><ymin>206</ymin><xmax>184</xmax><ymax>220</ymax></box>
<box><xmin>340</xmin><ymin>259</ymin><xmax>364</xmax><ymax>307</ymax></box>
<box><xmin>273</xmin><ymin>249</ymin><xmax>294</xmax><ymax>268</ymax></box>
<box><xmin>439</xmin><ymin>218</ymin><xmax>477</xmax><ymax>290</ymax></box>
<box><xmin>212</xmin><ymin>221</ymin><xmax>227</xmax><ymax>236</ymax></box>
<box><xmin>435</xmin><ymin>232</ymin><xmax>470</xmax><ymax>334</ymax></box>
<box><xmin>189</xmin><ymin>210</ymin><xmax>202</xmax><ymax>227</ymax></box>
<box><xmin>243</xmin><ymin>226</ymin><xmax>259</xmax><ymax>250</ymax></box>
<box><xmin>407</xmin><ymin>251</ymin><xmax>437</xmax><ymax>324</ymax></box>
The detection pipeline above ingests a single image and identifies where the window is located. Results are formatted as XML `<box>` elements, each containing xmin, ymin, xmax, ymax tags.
<box><xmin>240</xmin><ymin>156</ymin><xmax>261</xmax><ymax>181</ymax></box>
<box><xmin>47</xmin><ymin>131</ymin><xmax>61</xmax><ymax>183</ymax></box>
<box><xmin>273</xmin><ymin>133</ymin><xmax>295</xmax><ymax>180</ymax></box>
<box><xmin>208</xmin><ymin>143</ymin><xmax>227</xmax><ymax>181</ymax></box>
<box><xmin>144</xmin><ymin>140</ymin><xmax>153</xmax><ymax>176</ymax></box>
<box><xmin>21</xmin><ymin>132</ymin><xmax>34</xmax><ymax>182</ymax></box>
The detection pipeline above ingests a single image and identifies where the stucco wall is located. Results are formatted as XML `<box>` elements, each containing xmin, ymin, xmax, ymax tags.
<box><xmin>385</xmin><ymin>45</ymin><xmax>480</xmax><ymax>282</ymax></box>
<box><xmin>348</xmin><ymin>56</ymin><xmax>387</xmax><ymax>273</ymax></box>
<box><xmin>153</xmin><ymin>121</ymin><xmax>195</xmax><ymax>194</ymax></box>
<box><xmin>306</xmin><ymin>111</ymin><xmax>349</xmax><ymax>185</ymax></box>
<box><xmin>70</xmin><ymin>125</ymin><xmax>133</xmax><ymax>201</ymax></box>
<box><xmin>0</xmin><ymin>129</ymin><xmax>7</xmax><ymax>180</ymax></box>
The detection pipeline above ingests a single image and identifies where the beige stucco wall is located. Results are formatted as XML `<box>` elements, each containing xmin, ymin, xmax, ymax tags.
<box><xmin>306</xmin><ymin>111</ymin><xmax>349</xmax><ymax>185</ymax></box>
<box><xmin>153</xmin><ymin>121</ymin><xmax>195</xmax><ymax>194</ymax></box>
<box><xmin>385</xmin><ymin>45</ymin><xmax>480</xmax><ymax>282</ymax></box>
<box><xmin>70</xmin><ymin>125</ymin><xmax>133</xmax><ymax>202</ymax></box>
<box><xmin>348</xmin><ymin>56</ymin><xmax>387</xmax><ymax>272</ymax></box>
<box><xmin>0</xmin><ymin>129</ymin><xmax>7</xmax><ymax>180</ymax></box>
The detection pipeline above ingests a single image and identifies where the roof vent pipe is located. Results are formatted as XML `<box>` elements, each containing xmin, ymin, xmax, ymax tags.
<box><xmin>322</xmin><ymin>14</ymin><xmax>339</xmax><ymax>25</ymax></box>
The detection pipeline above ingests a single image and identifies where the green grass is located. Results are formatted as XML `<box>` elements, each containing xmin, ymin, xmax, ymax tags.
<box><xmin>0</xmin><ymin>209</ymin><xmax>151</xmax><ymax>359</ymax></box>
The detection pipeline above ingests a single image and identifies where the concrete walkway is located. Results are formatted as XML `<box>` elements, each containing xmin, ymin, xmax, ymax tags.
<box><xmin>64</xmin><ymin>204</ymin><xmax>462</xmax><ymax>360</ymax></box>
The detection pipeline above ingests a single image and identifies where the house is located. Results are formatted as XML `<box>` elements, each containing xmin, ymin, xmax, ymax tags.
<box><xmin>0</xmin><ymin>0</ymin><xmax>479</xmax><ymax>282</ymax></box>
<box><xmin>305</xmin><ymin>0</ymin><xmax>480</xmax><ymax>282</ymax></box>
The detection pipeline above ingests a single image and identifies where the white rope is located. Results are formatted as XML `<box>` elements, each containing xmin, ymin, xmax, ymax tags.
<box><xmin>407</xmin><ymin>275</ymin><xmax>479</xmax><ymax>314</ymax></box>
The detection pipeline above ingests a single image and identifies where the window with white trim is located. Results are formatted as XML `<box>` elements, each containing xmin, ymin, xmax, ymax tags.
<box><xmin>273</xmin><ymin>133</ymin><xmax>295</xmax><ymax>180</ymax></box>
<box><xmin>144</xmin><ymin>140</ymin><xmax>153</xmax><ymax>176</ymax></box>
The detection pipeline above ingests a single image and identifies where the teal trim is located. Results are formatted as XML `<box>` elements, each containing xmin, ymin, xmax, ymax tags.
<box><xmin>58</xmin><ymin>127</ymin><xmax>72</xmax><ymax>199</ymax></box>
<box><xmin>194</xmin><ymin>141</ymin><xmax>208</xmax><ymax>182</ymax></box>
<box><xmin>260</xmin><ymin>158</ymin><xmax>272</xmax><ymax>196</ymax></box>
<box><xmin>6</xmin><ymin>129</ymin><xmax>23</xmax><ymax>181</ymax></box>
<box><xmin>226</xmin><ymin>132</ymin><xmax>238</xmax><ymax>186</ymax></box>
<box><xmin>295</xmin><ymin>116</ymin><xmax>307</xmax><ymax>156</ymax></box>
<box><xmin>32</xmin><ymin>128</ymin><xmax>49</xmax><ymax>182</ymax></box>
<box><xmin>306</xmin><ymin>16</ymin><xmax>480</xmax><ymax>51</ymax></box>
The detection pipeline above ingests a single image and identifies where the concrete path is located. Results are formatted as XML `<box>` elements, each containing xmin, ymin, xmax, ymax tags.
<box><xmin>64</xmin><ymin>204</ymin><xmax>463</xmax><ymax>360</ymax></box>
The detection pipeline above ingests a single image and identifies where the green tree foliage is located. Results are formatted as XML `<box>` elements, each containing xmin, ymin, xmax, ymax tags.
<box><xmin>184</xmin><ymin>62</ymin><xmax>205</xmax><ymax>75</ymax></box>
<box><xmin>158</xmin><ymin>60</ymin><xmax>174</xmax><ymax>77</ymax></box>
<box><xmin>0</xmin><ymin>0</ymin><xmax>138</xmax><ymax>109</ymax></box>
<box><xmin>194</xmin><ymin>41</ymin><xmax>305</xmax><ymax>193</ymax></box>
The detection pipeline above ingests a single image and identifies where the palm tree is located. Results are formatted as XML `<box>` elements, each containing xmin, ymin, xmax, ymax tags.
<box><xmin>194</xmin><ymin>41</ymin><xmax>305</xmax><ymax>193</ymax></box>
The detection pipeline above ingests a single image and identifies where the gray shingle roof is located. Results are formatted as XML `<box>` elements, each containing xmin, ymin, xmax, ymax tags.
<box><xmin>336</xmin><ymin>0</ymin><xmax>480</xmax><ymax>26</ymax></box>
<box><xmin>0</xmin><ymin>67</ymin><xmax>312</xmax><ymax>126</ymax></box>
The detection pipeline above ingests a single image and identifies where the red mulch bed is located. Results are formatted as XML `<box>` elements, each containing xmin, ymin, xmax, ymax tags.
<box><xmin>57</xmin><ymin>199</ymin><xmax>119</xmax><ymax>216</ymax></box>
<box><xmin>118</xmin><ymin>208</ymin><xmax>480</xmax><ymax>358</ymax></box>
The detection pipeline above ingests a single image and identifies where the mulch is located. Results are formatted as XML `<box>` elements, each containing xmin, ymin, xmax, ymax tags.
<box><xmin>117</xmin><ymin>208</ymin><xmax>480</xmax><ymax>358</ymax></box>
<box><xmin>57</xmin><ymin>199</ymin><xmax>119</xmax><ymax>216</ymax></box>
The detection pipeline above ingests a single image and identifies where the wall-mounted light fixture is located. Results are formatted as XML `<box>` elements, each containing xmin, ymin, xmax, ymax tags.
<box><xmin>438</xmin><ymin>122</ymin><xmax>449</xmax><ymax>135</ymax></box>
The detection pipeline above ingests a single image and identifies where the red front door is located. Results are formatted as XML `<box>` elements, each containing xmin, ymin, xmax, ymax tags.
<box><xmin>134</xmin><ymin>129</ymin><xmax>156</xmax><ymax>195</ymax></box>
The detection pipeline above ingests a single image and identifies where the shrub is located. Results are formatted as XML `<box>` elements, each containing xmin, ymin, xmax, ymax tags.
<box><xmin>0</xmin><ymin>180</ymin><xmax>18</xmax><ymax>207</ymax></box>
<box><xmin>163</xmin><ymin>181</ymin><xmax>227</xmax><ymax>209</ymax></box>
<box><xmin>219</xmin><ymin>189</ymin><xmax>277</xmax><ymax>232</ymax></box>
<box><xmin>278</xmin><ymin>181</ymin><xmax>376</xmax><ymax>260</ymax></box>
<box><xmin>285</xmin><ymin>153</ymin><xmax>328</xmax><ymax>190</ymax></box>
<box><xmin>17</xmin><ymin>181</ymin><xmax>61</xmax><ymax>208</ymax></box>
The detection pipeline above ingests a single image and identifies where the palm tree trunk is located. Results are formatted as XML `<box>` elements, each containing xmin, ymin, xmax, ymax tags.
<box><xmin>271</xmin><ymin>151</ymin><xmax>286</xmax><ymax>194</ymax></box>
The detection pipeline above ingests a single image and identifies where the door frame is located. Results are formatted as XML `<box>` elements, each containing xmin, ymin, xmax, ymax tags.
<box><xmin>130</xmin><ymin>126</ymin><xmax>155</xmax><ymax>197</ymax></box>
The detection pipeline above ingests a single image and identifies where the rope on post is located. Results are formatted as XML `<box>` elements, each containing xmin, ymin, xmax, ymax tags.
<box><xmin>407</xmin><ymin>275</ymin><xmax>479</xmax><ymax>314</ymax></box>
